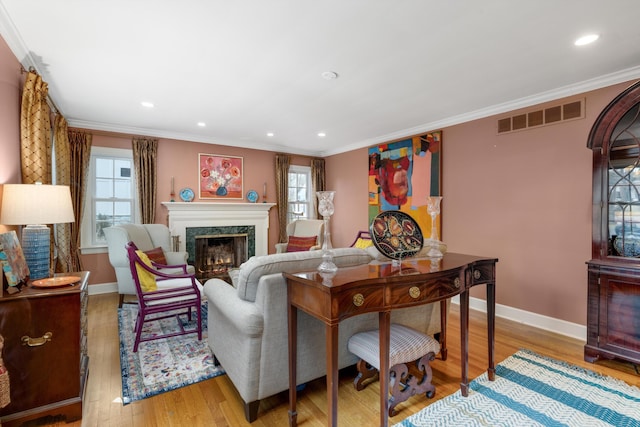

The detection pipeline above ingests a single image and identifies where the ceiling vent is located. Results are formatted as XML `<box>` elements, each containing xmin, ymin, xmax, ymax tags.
<box><xmin>497</xmin><ymin>99</ymin><xmax>584</xmax><ymax>134</ymax></box>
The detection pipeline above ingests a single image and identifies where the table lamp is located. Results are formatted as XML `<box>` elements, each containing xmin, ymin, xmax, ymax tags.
<box><xmin>0</xmin><ymin>183</ymin><xmax>75</xmax><ymax>280</ymax></box>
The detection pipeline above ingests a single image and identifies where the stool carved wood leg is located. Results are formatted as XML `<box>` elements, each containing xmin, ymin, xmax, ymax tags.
<box><xmin>388</xmin><ymin>352</ymin><xmax>436</xmax><ymax>417</ymax></box>
<box><xmin>354</xmin><ymin>359</ymin><xmax>379</xmax><ymax>391</ymax></box>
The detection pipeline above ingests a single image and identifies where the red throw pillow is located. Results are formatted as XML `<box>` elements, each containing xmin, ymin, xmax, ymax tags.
<box><xmin>286</xmin><ymin>236</ymin><xmax>318</xmax><ymax>252</ymax></box>
<box><xmin>144</xmin><ymin>247</ymin><xmax>168</xmax><ymax>265</ymax></box>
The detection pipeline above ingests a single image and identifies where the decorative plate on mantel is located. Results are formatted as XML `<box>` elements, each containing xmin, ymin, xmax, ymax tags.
<box><xmin>246</xmin><ymin>190</ymin><xmax>259</xmax><ymax>203</ymax></box>
<box><xmin>179</xmin><ymin>187</ymin><xmax>195</xmax><ymax>202</ymax></box>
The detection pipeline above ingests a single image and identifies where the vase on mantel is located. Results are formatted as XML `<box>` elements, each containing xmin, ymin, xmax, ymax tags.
<box><xmin>425</xmin><ymin>196</ymin><xmax>447</xmax><ymax>258</ymax></box>
<box><xmin>317</xmin><ymin>191</ymin><xmax>338</xmax><ymax>273</ymax></box>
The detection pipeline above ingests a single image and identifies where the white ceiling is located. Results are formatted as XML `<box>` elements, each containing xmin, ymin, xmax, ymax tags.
<box><xmin>2</xmin><ymin>1</ymin><xmax>640</xmax><ymax>157</ymax></box>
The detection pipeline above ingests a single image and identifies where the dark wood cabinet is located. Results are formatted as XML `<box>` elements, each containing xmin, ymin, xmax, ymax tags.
<box><xmin>586</xmin><ymin>80</ymin><xmax>640</xmax><ymax>365</ymax></box>
<box><xmin>0</xmin><ymin>272</ymin><xmax>89</xmax><ymax>426</ymax></box>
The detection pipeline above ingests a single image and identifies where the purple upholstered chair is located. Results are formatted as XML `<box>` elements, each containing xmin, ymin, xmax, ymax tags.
<box><xmin>125</xmin><ymin>241</ymin><xmax>203</xmax><ymax>352</ymax></box>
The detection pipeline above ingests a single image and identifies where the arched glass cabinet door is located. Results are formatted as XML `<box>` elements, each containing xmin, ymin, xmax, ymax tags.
<box><xmin>588</xmin><ymin>80</ymin><xmax>640</xmax><ymax>261</ymax></box>
<box><xmin>585</xmin><ymin>80</ymin><xmax>640</xmax><ymax>365</ymax></box>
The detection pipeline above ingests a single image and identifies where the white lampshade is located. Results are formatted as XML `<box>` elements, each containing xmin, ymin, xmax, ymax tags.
<box><xmin>1</xmin><ymin>184</ymin><xmax>74</xmax><ymax>225</ymax></box>
<box><xmin>0</xmin><ymin>184</ymin><xmax>75</xmax><ymax>280</ymax></box>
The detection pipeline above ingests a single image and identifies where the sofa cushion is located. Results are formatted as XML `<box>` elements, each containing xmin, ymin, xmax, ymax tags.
<box><xmin>286</xmin><ymin>235</ymin><xmax>318</xmax><ymax>252</ymax></box>
<box><xmin>236</xmin><ymin>247</ymin><xmax>372</xmax><ymax>301</ymax></box>
<box><xmin>353</xmin><ymin>237</ymin><xmax>373</xmax><ymax>249</ymax></box>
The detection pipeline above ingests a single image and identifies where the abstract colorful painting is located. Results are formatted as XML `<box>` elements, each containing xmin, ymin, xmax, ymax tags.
<box><xmin>368</xmin><ymin>131</ymin><xmax>442</xmax><ymax>239</ymax></box>
<box><xmin>198</xmin><ymin>154</ymin><xmax>244</xmax><ymax>199</ymax></box>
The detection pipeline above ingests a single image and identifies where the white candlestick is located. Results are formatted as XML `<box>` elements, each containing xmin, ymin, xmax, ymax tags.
<box><xmin>171</xmin><ymin>176</ymin><xmax>175</xmax><ymax>194</ymax></box>
<box><xmin>263</xmin><ymin>182</ymin><xmax>267</xmax><ymax>198</ymax></box>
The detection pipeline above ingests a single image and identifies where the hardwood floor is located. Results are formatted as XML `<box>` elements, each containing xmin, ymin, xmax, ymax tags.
<box><xmin>24</xmin><ymin>292</ymin><xmax>639</xmax><ymax>427</ymax></box>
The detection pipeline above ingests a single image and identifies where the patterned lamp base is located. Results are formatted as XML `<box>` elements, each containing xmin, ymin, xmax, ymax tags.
<box><xmin>22</xmin><ymin>225</ymin><xmax>50</xmax><ymax>280</ymax></box>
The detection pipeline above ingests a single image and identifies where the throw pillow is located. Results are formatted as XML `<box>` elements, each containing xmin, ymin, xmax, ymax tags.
<box><xmin>135</xmin><ymin>250</ymin><xmax>157</xmax><ymax>292</ymax></box>
<box><xmin>354</xmin><ymin>237</ymin><xmax>373</xmax><ymax>249</ymax></box>
<box><xmin>286</xmin><ymin>235</ymin><xmax>318</xmax><ymax>252</ymax></box>
<box><xmin>144</xmin><ymin>247</ymin><xmax>167</xmax><ymax>265</ymax></box>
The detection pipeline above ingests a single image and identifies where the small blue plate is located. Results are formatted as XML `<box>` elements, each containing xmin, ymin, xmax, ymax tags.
<box><xmin>179</xmin><ymin>187</ymin><xmax>195</xmax><ymax>202</ymax></box>
<box><xmin>246</xmin><ymin>190</ymin><xmax>259</xmax><ymax>203</ymax></box>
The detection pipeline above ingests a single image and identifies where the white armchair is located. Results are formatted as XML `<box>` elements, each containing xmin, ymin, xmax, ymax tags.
<box><xmin>104</xmin><ymin>223</ymin><xmax>195</xmax><ymax>307</ymax></box>
<box><xmin>274</xmin><ymin>219</ymin><xmax>324</xmax><ymax>253</ymax></box>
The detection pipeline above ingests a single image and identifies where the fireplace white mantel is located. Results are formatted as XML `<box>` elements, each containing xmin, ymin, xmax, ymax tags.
<box><xmin>162</xmin><ymin>202</ymin><xmax>276</xmax><ymax>256</ymax></box>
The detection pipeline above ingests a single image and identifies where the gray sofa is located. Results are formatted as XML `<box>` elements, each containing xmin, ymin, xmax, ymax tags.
<box><xmin>203</xmin><ymin>247</ymin><xmax>446</xmax><ymax>422</ymax></box>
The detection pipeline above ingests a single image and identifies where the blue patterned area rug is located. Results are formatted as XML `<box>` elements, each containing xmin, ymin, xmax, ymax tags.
<box><xmin>396</xmin><ymin>349</ymin><xmax>640</xmax><ymax>427</ymax></box>
<box><xmin>118</xmin><ymin>303</ymin><xmax>225</xmax><ymax>404</ymax></box>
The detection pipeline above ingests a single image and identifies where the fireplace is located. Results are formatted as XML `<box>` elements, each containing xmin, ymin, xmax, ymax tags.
<box><xmin>162</xmin><ymin>202</ymin><xmax>275</xmax><ymax>278</ymax></box>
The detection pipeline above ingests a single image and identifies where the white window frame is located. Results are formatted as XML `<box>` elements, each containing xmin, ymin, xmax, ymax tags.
<box><xmin>287</xmin><ymin>165</ymin><xmax>315</xmax><ymax>223</ymax></box>
<box><xmin>80</xmin><ymin>146</ymin><xmax>138</xmax><ymax>254</ymax></box>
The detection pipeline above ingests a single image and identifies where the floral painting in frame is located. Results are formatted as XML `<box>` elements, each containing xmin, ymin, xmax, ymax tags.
<box><xmin>199</xmin><ymin>153</ymin><xmax>244</xmax><ymax>199</ymax></box>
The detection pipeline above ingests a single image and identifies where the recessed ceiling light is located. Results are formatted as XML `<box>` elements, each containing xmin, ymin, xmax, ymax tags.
<box><xmin>575</xmin><ymin>34</ymin><xmax>599</xmax><ymax>46</ymax></box>
<box><xmin>267</xmin><ymin>132</ymin><xmax>274</xmax><ymax>137</ymax></box>
<box><xmin>321</xmin><ymin>71</ymin><xmax>338</xmax><ymax>80</ymax></box>
<box><xmin>318</xmin><ymin>132</ymin><xmax>326</xmax><ymax>137</ymax></box>
<box><xmin>197</xmin><ymin>122</ymin><xmax>206</xmax><ymax>127</ymax></box>
<box><xmin>141</xmin><ymin>101</ymin><xmax>154</xmax><ymax>108</ymax></box>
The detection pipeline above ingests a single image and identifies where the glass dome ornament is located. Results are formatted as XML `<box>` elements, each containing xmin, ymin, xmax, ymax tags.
<box><xmin>425</xmin><ymin>196</ymin><xmax>445</xmax><ymax>258</ymax></box>
<box><xmin>316</xmin><ymin>191</ymin><xmax>338</xmax><ymax>273</ymax></box>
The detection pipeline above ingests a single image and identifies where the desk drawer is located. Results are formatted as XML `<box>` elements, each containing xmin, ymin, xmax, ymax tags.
<box><xmin>336</xmin><ymin>287</ymin><xmax>384</xmax><ymax>318</ymax></box>
<box><xmin>389</xmin><ymin>271</ymin><xmax>462</xmax><ymax>306</ymax></box>
<box><xmin>471</xmin><ymin>263</ymin><xmax>495</xmax><ymax>285</ymax></box>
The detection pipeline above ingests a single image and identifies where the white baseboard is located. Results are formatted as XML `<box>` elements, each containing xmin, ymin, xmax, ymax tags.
<box><xmin>88</xmin><ymin>282</ymin><xmax>118</xmax><ymax>296</ymax></box>
<box><xmin>451</xmin><ymin>295</ymin><xmax>586</xmax><ymax>342</ymax></box>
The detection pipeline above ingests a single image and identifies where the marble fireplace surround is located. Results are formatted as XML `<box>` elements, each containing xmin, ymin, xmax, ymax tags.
<box><xmin>162</xmin><ymin>202</ymin><xmax>276</xmax><ymax>262</ymax></box>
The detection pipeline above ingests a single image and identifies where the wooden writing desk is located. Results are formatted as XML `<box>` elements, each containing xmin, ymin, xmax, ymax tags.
<box><xmin>285</xmin><ymin>253</ymin><xmax>497</xmax><ymax>427</ymax></box>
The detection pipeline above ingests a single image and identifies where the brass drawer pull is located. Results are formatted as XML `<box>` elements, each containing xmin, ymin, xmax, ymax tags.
<box><xmin>474</xmin><ymin>270</ymin><xmax>482</xmax><ymax>280</ymax></box>
<box><xmin>21</xmin><ymin>332</ymin><xmax>53</xmax><ymax>347</ymax></box>
<box><xmin>454</xmin><ymin>277</ymin><xmax>461</xmax><ymax>288</ymax></box>
<box><xmin>409</xmin><ymin>286</ymin><xmax>421</xmax><ymax>299</ymax></box>
<box><xmin>353</xmin><ymin>293</ymin><xmax>365</xmax><ymax>307</ymax></box>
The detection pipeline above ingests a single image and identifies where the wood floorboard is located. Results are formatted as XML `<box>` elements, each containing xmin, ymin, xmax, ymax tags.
<box><xmin>24</xmin><ymin>292</ymin><xmax>639</xmax><ymax>426</ymax></box>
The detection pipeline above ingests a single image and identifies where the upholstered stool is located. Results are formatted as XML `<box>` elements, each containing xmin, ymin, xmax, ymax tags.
<box><xmin>348</xmin><ymin>323</ymin><xmax>440</xmax><ymax>417</ymax></box>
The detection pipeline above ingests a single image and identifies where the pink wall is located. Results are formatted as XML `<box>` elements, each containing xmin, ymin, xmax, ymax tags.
<box><xmin>0</xmin><ymin>38</ymin><xmax>22</xmax><ymax>241</ymax></box>
<box><xmin>326</xmin><ymin>148</ymin><xmax>369</xmax><ymax>247</ymax></box>
<box><xmin>326</xmin><ymin>81</ymin><xmax>636</xmax><ymax>326</ymax></box>
<box><xmin>0</xmin><ymin>36</ymin><xmax>22</xmax><ymax>203</ymax></box>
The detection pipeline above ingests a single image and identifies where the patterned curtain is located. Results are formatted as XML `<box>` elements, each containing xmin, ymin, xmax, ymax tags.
<box><xmin>20</xmin><ymin>70</ymin><xmax>52</xmax><ymax>184</ymax></box>
<box><xmin>67</xmin><ymin>130</ymin><xmax>92</xmax><ymax>272</ymax></box>
<box><xmin>54</xmin><ymin>115</ymin><xmax>72</xmax><ymax>273</ymax></box>
<box><xmin>132</xmin><ymin>138</ymin><xmax>158</xmax><ymax>224</ymax></box>
<box><xmin>20</xmin><ymin>70</ymin><xmax>53</xmax><ymax>271</ymax></box>
<box><xmin>275</xmin><ymin>153</ymin><xmax>290</xmax><ymax>243</ymax></box>
<box><xmin>311</xmin><ymin>158</ymin><xmax>326</xmax><ymax>217</ymax></box>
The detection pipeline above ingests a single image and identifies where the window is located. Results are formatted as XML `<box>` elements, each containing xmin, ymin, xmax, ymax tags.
<box><xmin>81</xmin><ymin>147</ymin><xmax>137</xmax><ymax>252</ymax></box>
<box><xmin>287</xmin><ymin>165</ymin><xmax>314</xmax><ymax>222</ymax></box>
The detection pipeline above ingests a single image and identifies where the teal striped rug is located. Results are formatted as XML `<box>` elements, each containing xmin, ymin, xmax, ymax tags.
<box><xmin>395</xmin><ymin>349</ymin><xmax>640</xmax><ymax>427</ymax></box>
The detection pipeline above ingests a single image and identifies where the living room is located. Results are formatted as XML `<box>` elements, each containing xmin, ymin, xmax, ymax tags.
<box><xmin>1</xmin><ymin>33</ymin><xmax>634</xmax><ymax>338</ymax></box>
<box><xmin>1</xmin><ymin>2</ymin><xmax>640</xmax><ymax>426</ymax></box>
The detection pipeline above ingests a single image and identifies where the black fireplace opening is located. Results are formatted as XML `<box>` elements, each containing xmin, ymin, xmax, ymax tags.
<box><xmin>186</xmin><ymin>225</ymin><xmax>255</xmax><ymax>281</ymax></box>
<box><xmin>194</xmin><ymin>233</ymin><xmax>248</xmax><ymax>281</ymax></box>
